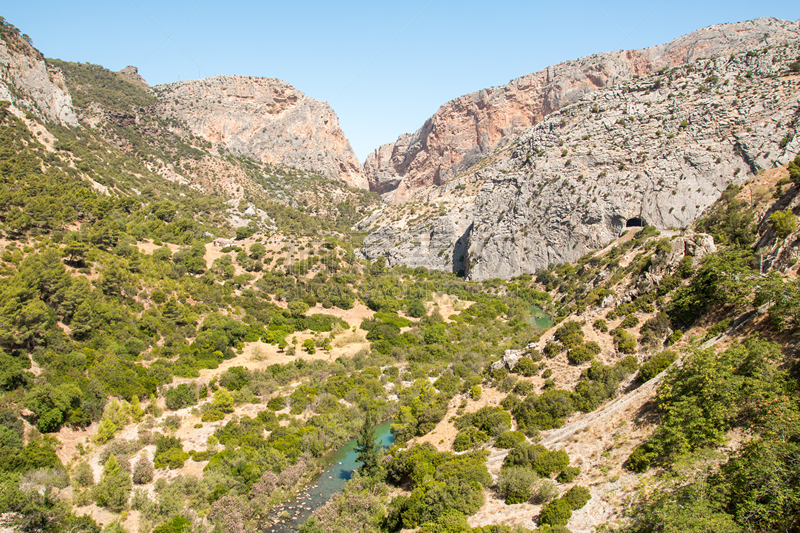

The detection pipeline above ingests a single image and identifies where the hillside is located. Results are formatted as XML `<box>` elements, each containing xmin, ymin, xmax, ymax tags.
<box><xmin>0</xmin><ymin>13</ymin><xmax>800</xmax><ymax>533</ymax></box>
<box><xmin>360</xmin><ymin>33</ymin><xmax>800</xmax><ymax>280</ymax></box>
<box><xmin>364</xmin><ymin>17</ymin><xmax>800</xmax><ymax>203</ymax></box>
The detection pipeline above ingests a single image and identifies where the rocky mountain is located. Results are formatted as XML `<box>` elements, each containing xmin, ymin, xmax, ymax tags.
<box><xmin>0</xmin><ymin>20</ymin><xmax>76</xmax><ymax>125</ymax></box>
<box><xmin>365</xmin><ymin>17</ymin><xmax>800</xmax><ymax>203</ymax></box>
<box><xmin>154</xmin><ymin>76</ymin><xmax>367</xmax><ymax>189</ymax></box>
<box><xmin>360</xmin><ymin>34</ymin><xmax>800</xmax><ymax>280</ymax></box>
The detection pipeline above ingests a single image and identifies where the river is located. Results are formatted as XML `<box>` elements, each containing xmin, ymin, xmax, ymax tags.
<box><xmin>263</xmin><ymin>419</ymin><xmax>395</xmax><ymax>532</ymax></box>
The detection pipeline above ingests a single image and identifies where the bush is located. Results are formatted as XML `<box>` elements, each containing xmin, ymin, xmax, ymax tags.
<box><xmin>612</xmin><ymin>329</ymin><xmax>637</xmax><ymax>354</ymax></box>
<box><xmin>531</xmin><ymin>478</ymin><xmax>559</xmax><ymax>504</ymax></box>
<box><xmin>471</xmin><ymin>385</ymin><xmax>482</xmax><ymax>400</ymax></box>
<box><xmin>496</xmin><ymin>466</ymin><xmax>538</xmax><ymax>504</ymax></box>
<box><xmin>532</xmin><ymin>450</ymin><xmax>570</xmax><ymax>477</ymax></box>
<box><xmin>638</xmin><ymin>350</ymin><xmax>678</xmax><ymax>382</ymax></box>
<box><xmin>539</xmin><ymin>498</ymin><xmax>572</xmax><ymax>527</ymax></box>
<box><xmin>771</xmin><ymin>208</ymin><xmax>799</xmax><ymax>239</ymax></box>
<box><xmin>201</xmin><ymin>409</ymin><xmax>225</xmax><ymax>422</ymax></box>
<box><xmin>593</xmin><ymin>319</ymin><xmax>608</xmax><ymax>333</ymax></box>
<box><xmin>495</xmin><ymin>431</ymin><xmax>526</xmax><ymax>449</ymax></box>
<box><xmin>267</xmin><ymin>396</ymin><xmax>287</xmax><ymax>411</ymax></box>
<box><xmin>566</xmin><ymin>342</ymin><xmax>601</xmax><ymax>365</ymax></box>
<box><xmin>452</xmin><ymin>427</ymin><xmax>489</xmax><ymax>452</ymax></box>
<box><xmin>557</xmin><ymin>466</ymin><xmax>580</xmax><ymax>483</ymax></box>
<box><xmin>132</xmin><ymin>456</ymin><xmax>154</xmax><ymax>484</ymax></box>
<box><xmin>553</xmin><ymin>321</ymin><xmax>584</xmax><ymax>349</ymax></box>
<box><xmin>562</xmin><ymin>485</ymin><xmax>591</xmax><ymax>510</ymax></box>
<box><xmin>513</xmin><ymin>357</ymin><xmax>539</xmax><ymax>376</ymax></box>
<box><xmin>619</xmin><ymin>315</ymin><xmax>639</xmax><ymax>329</ymax></box>
<box><xmin>164</xmin><ymin>384</ymin><xmax>199</xmax><ymax>411</ymax></box>
<box><xmin>407</xmin><ymin>299</ymin><xmax>427</xmax><ymax>318</ymax></box>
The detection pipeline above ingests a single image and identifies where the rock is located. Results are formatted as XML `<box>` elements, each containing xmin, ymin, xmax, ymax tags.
<box><xmin>153</xmin><ymin>76</ymin><xmax>367</xmax><ymax>189</ymax></box>
<box><xmin>0</xmin><ymin>28</ymin><xmax>77</xmax><ymax>125</ymax></box>
<box><xmin>363</xmin><ymin>32</ymin><xmax>800</xmax><ymax>281</ymax></box>
<box><xmin>117</xmin><ymin>66</ymin><xmax>148</xmax><ymax>88</ymax></box>
<box><xmin>491</xmin><ymin>349</ymin><xmax>524</xmax><ymax>372</ymax></box>
<box><xmin>365</xmin><ymin>17</ymin><xmax>800</xmax><ymax>203</ymax></box>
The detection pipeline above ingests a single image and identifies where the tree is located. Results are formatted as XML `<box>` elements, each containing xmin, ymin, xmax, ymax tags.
<box><xmin>496</xmin><ymin>466</ymin><xmax>538</xmax><ymax>504</ymax></box>
<box><xmin>769</xmin><ymin>208</ymin><xmax>797</xmax><ymax>239</ymax></box>
<box><xmin>355</xmin><ymin>410</ymin><xmax>381</xmax><ymax>478</ymax></box>
<box><xmin>94</xmin><ymin>454</ymin><xmax>131</xmax><ymax>511</ymax></box>
<box><xmin>302</xmin><ymin>338</ymin><xmax>316</xmax><ymax>354</ymax></box>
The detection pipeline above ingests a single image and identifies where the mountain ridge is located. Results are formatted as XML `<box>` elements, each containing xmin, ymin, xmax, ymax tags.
<box><xmin>364</xmin><ymin>16</ymin><xmax>800</xmax><ymax>203</ymax></box>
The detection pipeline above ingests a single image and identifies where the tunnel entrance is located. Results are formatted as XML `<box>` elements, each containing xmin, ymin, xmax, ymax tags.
<box><xmin>626</xmin><ymin>217</ymin><xmax>646</xmax><ymax>228</ymax></box>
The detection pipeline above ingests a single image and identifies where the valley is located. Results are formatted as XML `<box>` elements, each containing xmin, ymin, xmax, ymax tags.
<box><xmin>0</xmin><ymin>13</ymin><xmax>799</xmax><ymax>533</ymax></box>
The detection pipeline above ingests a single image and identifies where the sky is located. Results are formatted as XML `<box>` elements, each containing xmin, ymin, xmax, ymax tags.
<box><xmin>3</xmin><ymin>1</ymin><xmax>799</xmax><ymax>161</ymax></box>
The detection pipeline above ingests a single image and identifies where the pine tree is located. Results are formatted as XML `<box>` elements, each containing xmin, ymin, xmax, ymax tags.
<box><xmin>355</xmin><ymin>410</ymin><xmax>381</xmax><ymax>478</ymax></box>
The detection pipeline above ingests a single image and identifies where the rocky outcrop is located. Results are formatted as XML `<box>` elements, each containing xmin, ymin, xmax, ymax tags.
<box><xmin>361</xmin><ymin>36</ymin><xmax>800</xmax><ymax>280</ymax></box>
<box><xmin>117</xmin><ymin>66</ymin><xmax>148</xmax><ymax>88</ymax></box>
<box><xmin>0</xmin><ymin>26</ymin><xmax>77</xmax><ymax>125</ymax></box>
<box><xmin>154</xmin><ymin>76</ymin><xmax>367</xmax><ymax>189</ymax></box>
<box><xmin>365</xmin><ymin>17</ymin><xmax>800</xmax><ymax>203</ymax></box>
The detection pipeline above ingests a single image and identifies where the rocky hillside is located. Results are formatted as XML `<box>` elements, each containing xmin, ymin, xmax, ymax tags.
<box><xmin>0</xmin><ymin>19</ymin><xmax>76</xmax><ymax>125</ymax></box>
<box><xmin>365</xmin><ymin>17</ymin><xmax>800</xmax><ymax>203</ymax></box>
<box><xmin>360</xmin><ymin>35</ymin><xmax>800</xmax><ymax>280</ymax></box>
<box><xmin>154</xmin><ymin>76</ymin><xmax>367</xmax><ymax>189</ymax></box>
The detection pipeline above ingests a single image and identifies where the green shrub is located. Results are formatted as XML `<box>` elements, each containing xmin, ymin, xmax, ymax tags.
<box><xmin>619</xmin><ymin>315</ymin><xmax>639</xmax><ymax>329</ymax></box>
<box><xmin>539</xmin><ymin>498</ymin><xmax>572</xmax><ymax>526</ymax></box>
<box><xmin>471</xmin><ymin>385</ymin><xmax>482</xmax><ymax>400</ymax></box>
<box><xmin>267</xmin><ymin>396</ymin><xmax>287</xmax><ymax>411</ymax></box>
<box><xmin>593</xmin><ymin>319</ymin><xmax>608</xmax><ymax>333</ymax></box>
<box><xmin>612</xmin><ymin>329</ymin><xmax>637</xmax><ymax>354</ymax></box>
<box><xmin>557</xmin><ymin>466</ymin><xmax>580</xmax><ymax>483</ymax></box>
<box><xmin>532</xmin><ymin>450</ymin><xmax>571</xmax><ymax>477</ymax></box>
<box><xmin>562</xmin><ymin>485</ymin><xmax>591</xmax><ymax>509</ymax></box>
<box><xmin>496</xmin><ymin>466</ymin><xmax>538</xmax><ymax>504</ymax></box>
<box><xmin>638</xmin><ymin>350</ymin><xmax>678</xmax><ymax>382</ymax></box>
<box><xmin>152</xmin><ymin>516</ymin><xmax>191</xmax><ymax>533</ymax></box>
<box><xmin>567</xmin><ymin>342</ymin><xmax>601</xmax><ymax>365</ymax></box>
<box><xmin>554</xmin><ymin>321</ymin><xmax>584</xmax><ymax>349</ymax></box>
<box><xmin>495</xmin><ymin>431</ymin><xmax>526</xmax><ymax>449</ymax></box>
<box><xmin>452</xmin><ymin>427</ymin><xmax>489</xmax><ymax>452</ymax></box>
<box><xmin>513</xmin><ymin>357</ymin><xmax>539</xmax><ymax>376</ymax></box>
<box><xmin>201</xmin><ymin>409</ymin><xmax>224</xmax><ymax>422</ymax></box>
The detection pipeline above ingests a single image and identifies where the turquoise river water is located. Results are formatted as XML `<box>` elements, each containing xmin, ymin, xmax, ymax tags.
<box><xmin>264</xmin><ymin>419</ymin><xmax>395</xmax><ymax>532</ymax></box>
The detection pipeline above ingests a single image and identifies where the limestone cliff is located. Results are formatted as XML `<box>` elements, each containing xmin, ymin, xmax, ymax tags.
<box><xmin>360</xmin><ymin>35</ymin><xmax>800</xmax><ymax>280</ymax></box>
<box><xmin>365</xmin><ymin>17</ymin><xmax>800</xmax><ymax>203</ymax></box>
<box><xmin>0</xmin><ymin>22</ymin><xmax>77</xmax><ymax>125</ymax></box>
<box><xmin>154</xmin><ymin>76</ymin><xmax>367</xmax><ymax>189</ymax></box>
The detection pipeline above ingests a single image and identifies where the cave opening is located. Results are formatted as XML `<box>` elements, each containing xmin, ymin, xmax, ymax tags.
<box><xmin>626</xmin><ymin>217</ymin><xmax>646</xmax><ymax>227</ymax></box>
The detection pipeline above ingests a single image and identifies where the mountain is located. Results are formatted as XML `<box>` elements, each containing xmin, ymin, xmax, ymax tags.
<box><xmin>2</xmin><ymin>14</ymin><xmax>800</xmax><ymax>533</ymax></box>
<box><xmin>364</xmin><ymin>17</ymin><xmax>800</xmax><ymax>203</ymax></box>
<box><xmin>154</xmin><ymin>75</ymin><xmax>367</xmax><ymax>189</ymax></box>
<box><xmin>360</xmin><ymin>20</ymin><xmax>800</xmax><ymax>280</ymax></box>
<box><xmin>0</xmin><ymin>20</ymin><xmax>76</xmax><ymax>125</ymax></box>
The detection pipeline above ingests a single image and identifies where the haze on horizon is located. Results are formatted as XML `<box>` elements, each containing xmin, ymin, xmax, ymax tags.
<box><xmin>4</xmin><ymin>0</ymin><xmax>798</xmax><ymax>161</ymax></box>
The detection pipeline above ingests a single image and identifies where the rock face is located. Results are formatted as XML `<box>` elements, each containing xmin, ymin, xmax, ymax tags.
<box><xmin>0</xmin><ymin>27</ymin><xmax>77</xmax><ymax>125</ymax></box>
<box><xmin>365</xmin><ymin>17</ymin><xmax>800</xmax><ymax>203</ymax></box>
<box><xmin>360</xmin><ymin>35</ymin><xmax>800</xmax><ymax>280</ymax></box>
<box><xmin>154</xmin><ymin>76</ymin><xmax>367</xmax><ymax>189</ymax></box>
<box><xmin>117</xmin><ymin>66</ymin><xmax>148</xmax><ymax>88</ymax></box>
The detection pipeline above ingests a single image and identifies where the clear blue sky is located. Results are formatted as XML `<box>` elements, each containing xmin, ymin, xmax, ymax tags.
<box><xmin>3</xmin><ymin>1</ymin><xmax>798</xmax><ymax>161</ymax></box>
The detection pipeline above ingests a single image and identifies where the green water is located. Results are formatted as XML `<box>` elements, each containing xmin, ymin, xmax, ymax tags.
<box><xmin>528</xmin><ymin>304</ymin><xmax>553</xmax><ymax>329</ymax></box>
<box><xmin>265</xmin><ymin>419</ymin><xmax>394</xmax><ymax>532</ymax></box>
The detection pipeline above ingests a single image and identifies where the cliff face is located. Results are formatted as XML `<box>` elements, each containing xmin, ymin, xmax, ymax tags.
<box><xmin>360</xmin><ymin>36</ymin><xmax>800</xmax><ymax>280</ymax></box>
<box><xmin>365</xmin><ymin>17</ymin><xmax>800</xmax><ymax>203</ymax></box>
<box><xmin>154</xmin><ymin>76</ymin><xmax>368</xmax><ymax>189</ymax></box>
<box><xmin>0</xmin><ymin>25</ymin><xmax>76</xmax><ymax>126</ymax></box>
